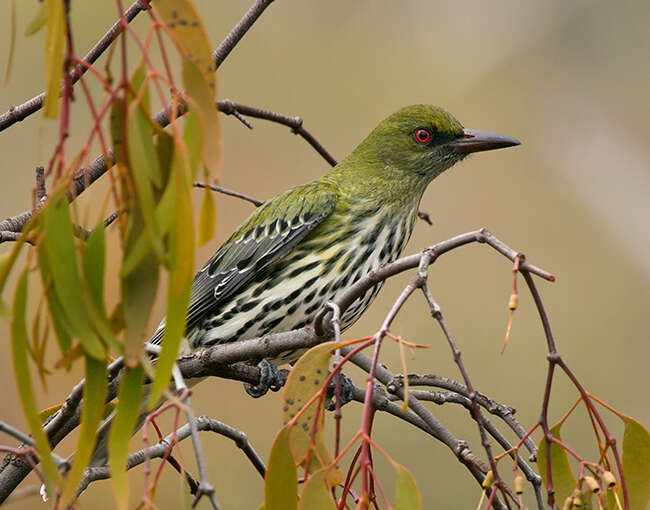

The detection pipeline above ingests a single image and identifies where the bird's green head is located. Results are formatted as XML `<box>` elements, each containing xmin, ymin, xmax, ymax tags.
<box><xmin>351</xmin><ymin>104</ymin><xmax>520</xmax><ymax>181</ymax></box>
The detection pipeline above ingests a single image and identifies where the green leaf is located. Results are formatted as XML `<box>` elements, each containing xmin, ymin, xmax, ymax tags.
<box><xmin>121</xmin><ymin>236</ymin><xmax>159</xmax><ymax>366</ymax></box>
<box><xmin>393</xmin><ymin>463</ymin><xmax>422</xmax><ymax>510</ymax></box>
<box><xmin>197</xmin><ymin>186</ymin><xmax>216</xmax><ymax>246</ymax></box>
<box><xmin>40</xmin><ymin>192</ymin><xmax>105</xmax><ymax>359</ymax></box>
<box><xmin>38</xmin><ymin>249</ymin><xmax>72</xmax><ymax>357</ymax></box>
<box><xmin>82</xmin><ymin>222</ymin><xmax>121</xmax><ymax>352</ymax></box>
<box><xmin>182</xmin><ymin>58</ymin><xmax>222</xmax><ymax>179</ymax></box>
<box><xmin>149</xmin><ymin>149</ymin><xmax>193</xmax><ymax>405</ymax></box>
<box><xmin>537</xmin><ymin>423</ymin><xmax>577</xmax><ymax>505</ymax></box>
<box><xmin>109</xmin><ymin>364</ymin><xmax>145</xmax><ymax>510</ymax></box>
<box><xmin>264</xmin><ymin>426</ymin><xmax>298</xmax><ymax>510</ymax></box>
<box><xmin>126</xmin><ymin>97</ymin><xmax>165</xmax><ymax>260</ymax></box>
<box><xmin>110</xmin><ymin>98</ymin><xmax>126</xmax><ymax>165</ymax></box>
<box><xmin>43</xmin><ymin>0</ymin><xmax>65</xmax><ymax>118</ymax></box>
<box><xmin>11</xmin><ymin>270</ymin><xmax>63</xmax><ymax>492</ymax></box>
<box><xmin>621</xmin><ymin>415</ymin><xmax>650</xmax><ymax>510</ymax></box>
<box><xmin>25</xmin><ymin>0</ymin><xmax>47</xmax><ymax>36</ymax></box>
<box><xmin>282</xmin><ymin>343</ymin><xmax>336</xmax><ymax>469</ymax></box>
<box><xmin>299</xmin><ymin>468</ymin><xmax>337</xmax><ymax>509</ymax></box>
<box><xmin>182</xmin><ymin>106</ymin><xmax>202</xmax><ymax>179</ymax></box>
<box><xmin>60</xmin><ymin>355</ymin><xmax>108</xmax><ymax>505</ymax></box>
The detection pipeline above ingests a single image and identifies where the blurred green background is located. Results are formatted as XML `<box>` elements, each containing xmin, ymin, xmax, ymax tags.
<box><xmin>1</xmin><ymin>1</ymin><xmax>649</xmax><ymax>508</ymax></box>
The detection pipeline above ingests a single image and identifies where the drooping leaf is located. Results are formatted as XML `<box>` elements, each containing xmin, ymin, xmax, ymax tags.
<box><xmin>25</xmin><ymin>0</ymin><xmax>47</xmax><ymax>36</ymax></box>
<box><xmin>109</xmin><ymin>98</ymin><xmax>127</xmax><ymax>166</ymax></box>
<box><xmin>182</xmin><ymin>58</ymin><xmax>222</xmax><ymax>178</ymax></box>
<box><xmin>299</xmin><ymin>468</ymin><xmax>337</xmax><ymax>510</ymax></box>
<box><xmin>126</xmin><ymin>92</ymin><xmax>165</xmax><ymax>260</ymax></box>
<box><xmin>109</xmin><ymin>364</ymin><xmax>145</xmax><ymax>510</ymax></box>
<box><xmin>197</xmin><ymin>185</ymin><xmax>216</xmax><ymax>246</ymax></box>
<box><xmin>620</xmin><ymin>415</ymin><xmax>650</xmax><ymax>510</ymax></box>
<box><xmin>43</xmin><ymin>0</ymin><xmax>66</xmax><ymax>118</ymax></box>
<box><xmin>39</xmin><ymin>192</ymin><xmax>105</xmax><ymax>359</ymax></box>
<box><xmin>60</xmin><ymin>355</ymin><xmax>108</xmax><ymax>505</ymax></box>
<box><xmin>264</xmin><ymin>426</ymin><xmax>298</xmax><ymax>510</ymax></box>
<box><xmin>4</xmin><ymin>0</ymin><xmax>16</xmax><ymax>86</ymax></box>
<box><xmin>537</xmin><ymin>423</ymin><xmax>577</xmax><ymax>505</ymax></box>
<box><xmin>149</xmin><ymin>148</ymin><xmax>193</xmax><ymax>406</ymax></box>
<box><xmin>38</xmin><ymin>249</ymin><xmax>72</xmax><ymax>358</ymax></box>
<box><xmin>82</xmin><ymin>222</ymin><xmax>121</xmax><ymax>351</ymax></box>
<box><xmin>393</xmin><ymin>463</ymin><xmax>422</xmax><ymax>510</ymax></box>
<box><xmin>282</xmin><ymin>342</ymin><xmax>336</xmax><ymax>470</ymax></box>
<box><xmin>11</xmin><ymin>270</ymin><xmax>63</xmax><ymax>493</ymax></box>
<box><xmin>120</xmin><ymin>234</ymin><xmax>159</xmax><ymax>366</ymax></box>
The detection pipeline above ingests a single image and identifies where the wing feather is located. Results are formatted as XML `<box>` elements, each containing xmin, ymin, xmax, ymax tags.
<box><xmin>148</xmin><ymin>182</ymin><xmax>338</xmax><ymax>345</ymax></box>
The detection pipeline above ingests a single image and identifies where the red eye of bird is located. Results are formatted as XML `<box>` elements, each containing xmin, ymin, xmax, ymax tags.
<box><xmin>414</xmin><ymin>128</ymin><xmax>432</xmax><ymax>144</ymax></box>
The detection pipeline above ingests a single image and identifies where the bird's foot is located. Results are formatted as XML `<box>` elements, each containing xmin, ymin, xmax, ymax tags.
<box><xmin>244</xmin><ymin>359</ymin><xmax>283</xmax><ymax>398</ymax></box>
<box><xmin>324</xmin><ymin>372</ymin><xmax>355</xmax><ymax>411</ymax></box>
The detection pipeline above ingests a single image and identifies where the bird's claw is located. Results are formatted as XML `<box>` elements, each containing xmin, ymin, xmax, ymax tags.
<box><xmin>244</xmin><ymin>359</ymin><xmax>282</xmax><ymax>398</ymax></box>
<box><xmin>325</xmin><ymin>372</ymin><xmax>355</xmax><ymax>411</ymax></box>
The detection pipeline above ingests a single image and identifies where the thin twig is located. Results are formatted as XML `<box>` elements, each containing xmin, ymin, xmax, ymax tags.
<box><xmin>193</xmin><ymin>181</ymin><xmax>262</xmax><ymax>206</ymax></box>
<box><xmin>77</xmin><ymin>416</ymin><xmax>265</xmax><ymax>497</ymax></box>
<box><xmin>170</xmin><ymin>365</ymin><xmax>220</xmax><ymax>510</ymax></box>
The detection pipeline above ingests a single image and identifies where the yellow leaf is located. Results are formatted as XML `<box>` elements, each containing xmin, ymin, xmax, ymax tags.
<box><xmin>109</xmin><ymin>364</ymin><xmax>145</xmax><ymax>510</ymax></box>
<box><xmin>620</xmin><ymin>415</ymin><xmax>650</xmax><ymax>510</ymax></box>
<box><xmin>43</xmin><ymin>0</ymin><xmax>65</xmax><ymax>118</ymax></box>
<box><xmin>299</xmin><ymin>468</ymin><xmax>337</xmax><ymax>509</ymax></box>
<box><xmin>265</xmin><ymin>426</ymin><xmax>298</xmax><ymax>510</ymax></box>
<box><xmin>11</xmin><ymin>270</ymin><xmax>63</xmax><ymax>493</ymax></box>
<box><xmin>60</xmin><ymin>355</ymin><xmax>108</xmax><ymax>506</ymax></box>
<box><xmin>282</xmin><ymin>342</ymin><xmax>336</xmax><ymax>470</ymax></box>
<box><xmin>197</xmin><ymin>186</ymin><xmax>216</xmax><ymax>246</ymax></box>
<box><xmin>393</xmin><ymin>463</ymin><xmax>422</xmax><ymax>510</ymax></box>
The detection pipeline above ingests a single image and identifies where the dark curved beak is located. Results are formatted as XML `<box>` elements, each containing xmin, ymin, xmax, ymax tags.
<box><xmin>446</xmin><ymin>129</ymin><xmax>520</xmax><ymax>154</ymax></box>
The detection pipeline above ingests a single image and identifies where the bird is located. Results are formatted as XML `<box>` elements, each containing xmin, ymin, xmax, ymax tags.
<box><xmin>151</xmin><ymin>104</ymin><xmax>519</xmax><ymax>365</ymax></box>
<box><xmin>90</xmin><ymin>104</ymin><xmax>519</xmax><ymax>465</ymax></box>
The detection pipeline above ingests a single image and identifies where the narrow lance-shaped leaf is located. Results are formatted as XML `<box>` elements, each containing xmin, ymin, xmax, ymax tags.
<box><xmin>537</xmin><ymin>423</ymin><xmax>577</xmax><ymax>505</ymax></box>
<box><xmin>120</xmin><ymin>128</ymin><xmax>176</xmax><ymax>275</ymax></box>
<box><xmin>149</xmin><ymin>147</ymin><xmax>194</xmax><ymax>406</ymax></box>
<box><xmin>39</xmin><ymin>192</ymin><xmax>105</xmax><ymax>359</ymax></box>
<box><xmin>11</xmin><ymin>269</ymin><xmax>63</xmax><ymax>492</ymax></box>
<box><xmin>182</xmin><ymin>59</ymin><xmax>222</xmax><ymax>178</ymax></box>
<box><xmin>82</xmin><ymin>221</ymin><xmax>121</xmax><ymax>352</ymax></box>
<box><xmin>109</xmin><ymin>364</ymin><xmax>145</xmax><ymax>510</ymax></box>
<box><xmin>43</xmin><ymin>0</ymin><xmax>65</xmax><ymax>118</ymax></box>
<box><xmin>197</xmin><ymin>184</ymin><xmax>216</xmax><ymax>246</ymax></box>
<box><xmin>126</xmin><ymin>90</ymin><xmax>166</xmax><ymax>261</ymax></box>
<box><xmin>60</xmin><ymin>355</ymin><xmax>108</xmax><ymax>505</ymax></box>
<box><xmin>38</xmin><ymin>247</ymin><xmax>72</xmax><ymax>358</ymax></box>
<box><xmin>25</xmin><ymin>0</ymin><xmax>47</xmax><ymax>36</ymax></box>
<box><xmin>265</xmin><ymin>426</ymin><xmax>298</xmax><ymax>510</ymax></box>
<box><xmin>155</xmin><ymin>0</ymin><xmax>221</xmax><ymax>178</ymax></box>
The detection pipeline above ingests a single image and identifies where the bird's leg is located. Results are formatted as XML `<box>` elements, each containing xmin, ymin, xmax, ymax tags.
<box><xmin>244</xmin><ymin>359</ymin><xmax>283</xmax><ymax>398</ymax></box>
<box><xmin>324</xmin><ymin>372</ymin><xmax>355</xmax><ymax>411</ymax></box>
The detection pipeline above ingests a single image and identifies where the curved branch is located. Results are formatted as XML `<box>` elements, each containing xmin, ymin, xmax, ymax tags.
<box><xmin>76</xmin><ymin>416</ymin><xmax>266</xmax><ymax>497</ymax></box>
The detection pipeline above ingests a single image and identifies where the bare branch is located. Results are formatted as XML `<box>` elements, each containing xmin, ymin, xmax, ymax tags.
<box><xmin>217</xmin><ymin>99</ymin><xmax>338</xmax><ymax>167</ymax></box>
<box><xmin>193</xmin><ymin>181</ymin><xmax>262</xmax><ymax>207</ymax></box>
<box><xmin>77</xmin><ymin>416</ymin><xmax>265</xmax><ymax>497</ymax></box>
<box><xmin>212</xmin><ymin>0</ymin><xmax>276</xmax><ymax>68</ymax></box>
